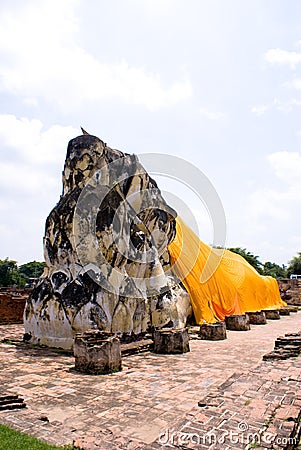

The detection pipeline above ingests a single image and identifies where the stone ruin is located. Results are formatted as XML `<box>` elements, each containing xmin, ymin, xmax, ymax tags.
<box><xmin>24</xmin><ymin>132</ymin><xmax>191</xmax><ymax>349</ymax></box>
<box><xmin>278</xmin><ymin>278</ymin><xmax>301</xmax><ymax>306</ymax></box>
<box><xmin>263</xmin><ymin>331</ymin><xmax>301</xmax><ymax>360</ymax></box>
<box><xmin>0</xmin><ymin>288</ymin><xmax>28</xmax><ymax>325</ymax></box>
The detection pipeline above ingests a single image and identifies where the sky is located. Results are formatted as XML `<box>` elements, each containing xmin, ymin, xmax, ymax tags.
<box><xmin>0</xmin><ymin>0</ymin><xmax>300</xmax><ymax>266</ymax></box>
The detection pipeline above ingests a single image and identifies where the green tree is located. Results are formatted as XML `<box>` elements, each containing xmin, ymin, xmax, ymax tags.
<box><xmin>0</xmin><ymin>258</ymin><xmax>23</xmax><ymax>287</ymax></box>
<box><xmin>228</xmin><ymin>247</ymin><xmax>263</xmax><ymax>274</ymax></box>
<box><xmin>287</xmin><ymin>252</ymin><xmax>301</xmax><ymax>277</ymax></box>
<box><xmin>18</xmin><ymin>261</ymin><xmax>46</xmax><ymax>279</ymax></box>
<box><xmin>262</xmin><ymin>261</ymin><xmax>286</xmax><ymax>278</ymax></box>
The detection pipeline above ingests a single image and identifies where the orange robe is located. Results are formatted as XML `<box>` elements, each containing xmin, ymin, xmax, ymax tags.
<box><xmin>168</xmin><ymin>217</ymin><xmax>286</xmax><ymax>324</ymax></box>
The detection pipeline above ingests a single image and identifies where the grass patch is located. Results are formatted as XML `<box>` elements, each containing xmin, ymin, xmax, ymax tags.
<box><xmin>0</xmin><ymin>424</ymin><xmax>82</xmax><ymax>450</ymax></box>
<box><xmin>1</xmin><ymin>339</ymin><xmax>14</xmax><ymax>345</ymax></box>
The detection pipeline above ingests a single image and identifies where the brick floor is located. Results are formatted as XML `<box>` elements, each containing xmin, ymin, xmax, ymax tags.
<box><xmin>0</xmin><ymin>313</ymin><xmax>301</xmax><ymax>449</ymax></box>
<box><xmin>169</xmin><ymin>361</ymin><xmax>301</xmax><ymax>450</ymax></box>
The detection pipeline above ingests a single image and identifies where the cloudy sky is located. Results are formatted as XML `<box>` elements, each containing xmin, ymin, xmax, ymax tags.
<box><xmin>0</xmin><ymin>0</ymin><xmax>300</xmax><ymax>266</ymax></box>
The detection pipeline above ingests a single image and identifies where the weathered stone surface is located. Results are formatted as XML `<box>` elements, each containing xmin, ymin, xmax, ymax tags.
<box><xmin>225</xmin><ymin>314</ymin><xmax>250</xmax><ymax>331</ymax></box>
<box><xmin>120</xmin><ymin>338</ymin><xmax>153</xmax><ymax>356</ymax></box>
<box><xmin>0</xmin><ymin>395</ymin><xmax>26</xmax><ymax>411</ymax></box>
<box><xmin>263</xmin><ymin>347</ymin><xmax>300</xmax><ymax>360</ymax></box>
<box><xmin>278</xmin><ymin>278</ymin><xmax>301</xmax><ymax>305</ymax></box>
<box><xmin>279</xmin><ymin>308</ymin><xmax>290</xmax><ymax>316</ymax></box>
<box><xmin>275</xmin><ymin>334</ymin><xmax>301</xmax><ymax>348</ymax></box>
<box><xmin>74</xmin><ymin>331</ymin><xmax>121</xmax><ymax>374</ymax></box>
<box><xmin>246</xmin><ymin>310</ymin><xmax>267</xmax><ymax>325</ymax></box>
<box><xmin>153</xmin><ymin>327</ymin><xmax>190</xmax><ymax>354</ymax></box>
<box><xmin>264</xmin><ymin>309</ymin><xmax>280</xmax><ymax>320</ymax></box>
<box><xmin>263</xmin><ymin>332</ymin><xmax>301</xmax><ymax>360</ymax></box>
<box><xmin>286</xmin><ymin>305</ymin><xmax>299</xmax><ymax>313</ymax></box>
<box><xmin>198</xmin><ymin>322</ymin><xmax>227</xmax><ymax>340</ymax></box>
<box><xmin>24</xmin><ymin>133</ymin><xmax>191</xmax><ymax>349</ymax></box>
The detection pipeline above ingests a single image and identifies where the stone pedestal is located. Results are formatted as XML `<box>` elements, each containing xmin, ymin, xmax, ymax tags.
<box><xmin>225</xmin><ymin>315</ymin><xmax>250</xmax><ymax>331</ymax></box>
<box><xmin>246</xmin><ymin>311</ymin><xmax>267</xmax><ymax>325</ymax></box>
<box><xmin>199</xmin><ymin>322</ymin><xmax>227</xmax><ymax>341</ymax></box>
<box><xmin>287</xmin><ymin>306</ymin><xmax>299</xmax><ymax>313</ymax></box>
<box><xmin>279</xmin><ymin>308</ymin><xmax>290</xmax><ymax>316</ymax></box>
<box><xmin>264</xmin><ymin>310</ymin><xmax>280</xmax><ymax>320</ymax></box>
<box><xmin>153</xmin><ymin>328</ymin><xmax>190</xmax><ymax>354</ymax></box>
<box><xmin>74</xmin><ymin>331</ymin><xmax>122</xmax><ymax>374</ymax></box>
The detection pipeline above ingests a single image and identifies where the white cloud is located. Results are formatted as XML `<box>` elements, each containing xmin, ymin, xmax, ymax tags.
<box><xmin>0</xmin><ymin>114</ymin><xmax>79</xmax><ymax>262</ymax></box>
<box><xmin>264</xmin><ymin>48</ymin><xmax>301</xmax><ymax>69</ymax></box>
<box><xmin>0</xmin><ymin>161</ymin><xmax>56</xmax><ymax>196</ymax></box>
<box><xmin>267</xmin><ymin>151</ymin><xmax>301</xmax><ymax>184</ymax></box>
<box><xmin>242</xmin><ymin>151</ymin><xmax>301</xmax><ymax>263</ymax></box>
<box><xmin>264</xmin><ymin>44</ymin><xmax>301</xmax><ymax>97</ymax></box>
<box><xmin>248</xmin><ymin>188</ymin><xmax>298</xmax><ymax>223</ymax></box>
<box><xmin>273</xmin><ymin>98</ymin><xmax>301</xmax><ymax>112</ymax></box>
<box><xmin>247</xmin><ymin>151</ymin><xmax>301</xmax><ymax>223</ymax></box>
<box><xmin>199</xmin><ymin>107</ymin><xmax>225</xmax><ymax>120</ymax></box>
<box><xmin>286</xmin><ymin>78</ymin><xmax>301</xmax><ymax>90</ymax></box>
<box><xmin>251</xmin><ymin>98</ymin><xmax>301</xmax><ymax>115</ymax></box>
<box><xmin>251</xmin><ymin>104</ymin><xmax>269</xmax><ymax>116</ymax></box>
<box><xmin>133</xmin><ymin>0</ymin><xmax>176</xmax><ymax>16</ymax></box>
<box><xmin>0</xmin><ymin>0</ymin><xmax>192</xmax><ymax>111</ymax></box>
<box><xmin>0</xmin><ymin>114</ymin><xmax>79</xmax><ymax>166</ymax></box>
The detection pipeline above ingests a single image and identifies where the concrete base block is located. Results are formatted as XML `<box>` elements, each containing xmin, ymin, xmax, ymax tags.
<box><xmin>264</xmin><ymin>310</ymin><xmax>280</xmax><ymax>320</ymax></box>
<box><xmin>246</xmin><ymin>311</ymin><xmax>267</xmax><ymax>325</ymax></box>
<box><xmin>225</xmin><ymin>314</ymin><xmax>250</xmax><ymax>331</ymax></box>
<box><xmin>153</xmin><ymin>328</ymin><xmax>190</xmax><ymax>354</ymax></box>
<box><xmin>74</xmin><ymin>331</ymin><xmax>122</xmax><ymax>375</ymax></box>
<box><xmin>279</xmin><ymin>308</ymin><xmax>290</xmax><ymax>316</ymax></box>
<box><xmin>199</xmin><ymin>322</ymin><xmax>227</xmax><ymax>341</ymax></box>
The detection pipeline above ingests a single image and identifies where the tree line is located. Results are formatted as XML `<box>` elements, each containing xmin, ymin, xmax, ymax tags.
<box><xmin>226</xmin><ymin>248</ymin><xmax>300</xmax><ymax>278</ymax></box>
<box><xmin>0</xmin><ymin>250</ymin><xmax>300</xmax><ymax>287</ymax></box>
<box><xmin>0</xmin><ymin>259</ymin><xmax>46</xmax><ymax>287</ymax></box>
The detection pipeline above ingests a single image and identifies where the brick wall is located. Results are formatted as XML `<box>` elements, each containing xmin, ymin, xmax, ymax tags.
<box><xmin>0</xmin><ymin>291</ymin><xmax>28</xmax><ymax>324</ymax></box>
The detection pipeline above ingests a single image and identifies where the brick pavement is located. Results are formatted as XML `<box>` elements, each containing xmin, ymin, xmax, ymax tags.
<box><xmin>164</xmin><ymin>361</ymin><xmax>301</xmax><ymax>450</ymax></box>
<box><xmin>0</xmin><ymin>313</ymin><xmax>301</xmax><ymax>449</ymax></box>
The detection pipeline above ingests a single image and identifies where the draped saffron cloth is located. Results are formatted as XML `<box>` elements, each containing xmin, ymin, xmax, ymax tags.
<box><xmin>168</xmin><ymin>217</ymin><xmax>286</xmax><ymax>324</ymax></box>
